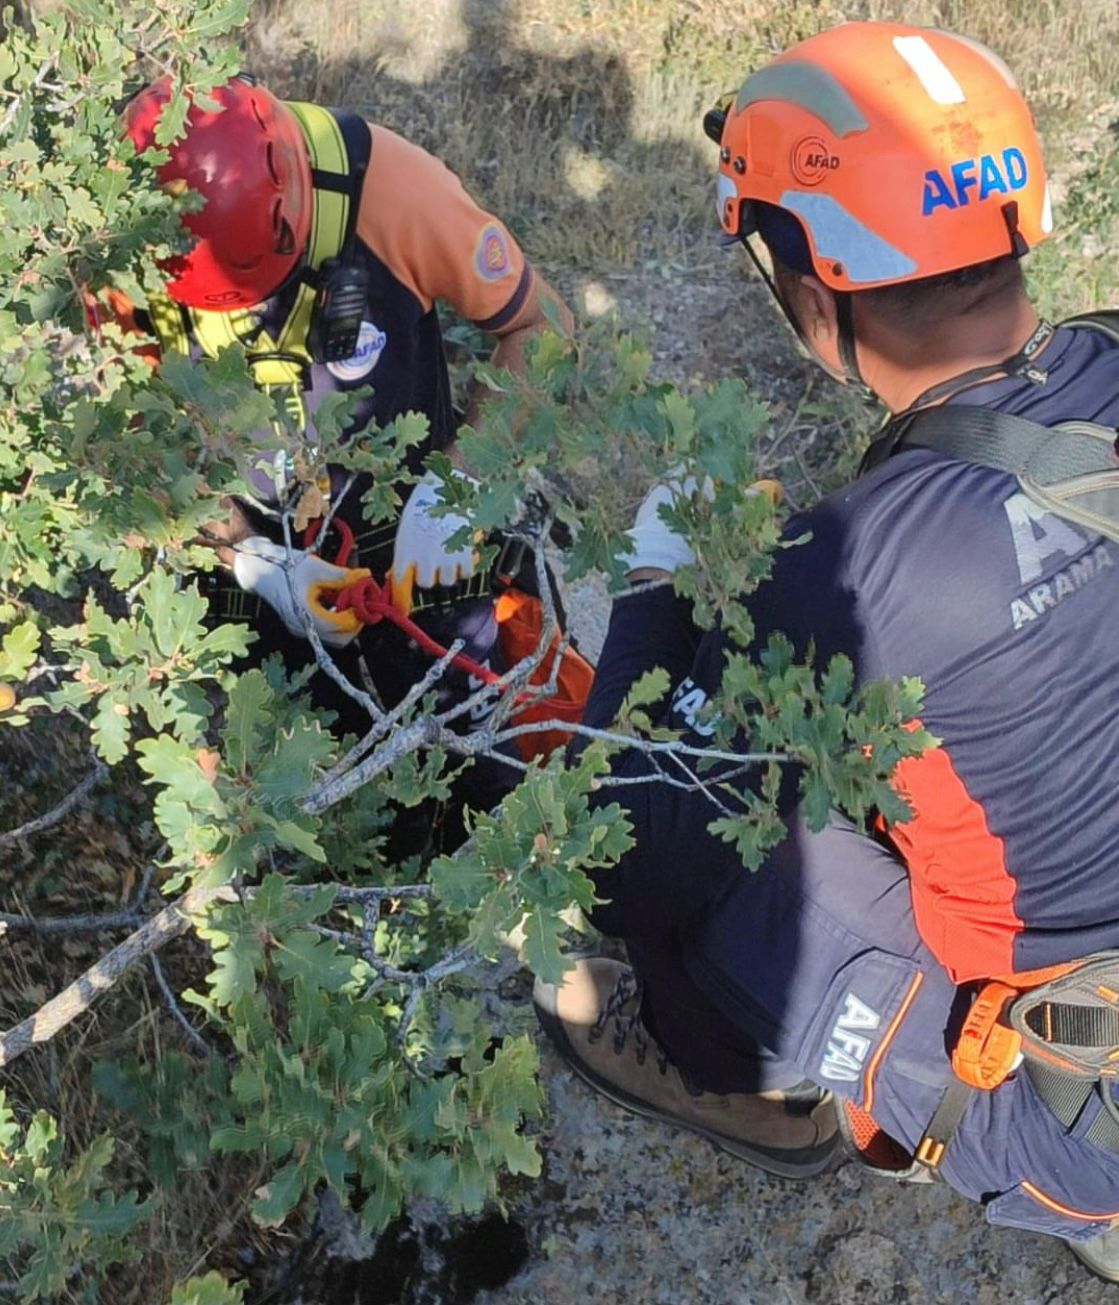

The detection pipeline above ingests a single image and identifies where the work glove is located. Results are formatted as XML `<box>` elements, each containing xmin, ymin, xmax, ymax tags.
<box><xmin>389</xmin><ymin>470</ymin><xmax>480</xmax><ymax>616</ymax></box>
<box><xmin>232</xmin><ymin>536</ymin><xmax>367</xmax><ymax>648</ymax></box>
<box><xmin>618</xmin><ymin>475</ymin><xmax>783</xmax><ymax>576</ymax></box>
<box><xmin>617</xmin><ymin>474</ymin><xmax>711</xmax><ymax>575</ymax></box>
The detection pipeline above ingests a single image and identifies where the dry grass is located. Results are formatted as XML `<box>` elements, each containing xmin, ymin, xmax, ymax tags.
<box><xmin>245</xmin><ymin>0</ymin><xmax>1119</xmax><ymax>279</ymax></box>
<box><xmin>0</xmin><ymin>721</ymin><xmax>280</xmax><ymax>1303</ymax></box>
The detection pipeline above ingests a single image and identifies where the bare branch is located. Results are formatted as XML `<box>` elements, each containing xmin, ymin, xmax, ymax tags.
<box><xmin>0</xmin><ymin>759</ymin><xmax>107</xmax><ymax>850</ymax></box>
<box><xmin>791</xmin><ymin>442</ymin><xmax>824</xmax><ymax>504</ymax></box>
<box><xmin>308</xmin><ymin>470</ymin><xmax>358</xmax><ymax>549</ymax></box>
<box><xmin>301</xmin><ymin>712</ymin><xmax>440</xmax><ymax>815</ymax></box>
<box><xmin>0</xmin><ymin>883</ymin><xmax>233</xmax><ymax>1069</ymax></box>
<box><xmin>663</xmin><ymin>750</ymin><xmax>734</xmax><ymax>817</ymax></box>
<box><xmin>249</xmin><ymin>514</ymin><xmax>387</xmax><ymax>726</ymax></box>
<box><xmin>328</xmin><ymin>884</ymin><xmax>434</xmax><ymax>903</ymax></box>
<box><xmin>0</xmin><ymin>56</ymin><xmax>57</xmax><ymax>137</ymax></box>
<box><xmin>0</xmin><ymin>857</ymin><xmax>158</xmax><ymax>936</ymax></box>
<box><xmin>0</xmin><ymin>906</ymin><xmax>140</xmax><ymax>934</ymax></box>
<box><xmin>435</xmin><ymin>522</ymin><xmax>559</xmax><ymax>736</ymax></box>
<box><xmin>149</xmin><ymin>952</ymin><xmax>211</xmax><ymax>1055</ymax></box>
<box><xmin>445</xmin><ymin>714</ymin><xmax>791</xmax><ymax>770</ymax></box>
<box><xmin>395</xmin><ymin>943</ymin><xmax>477</xmax><ymax>1067</ymax></box>
<box><xmin>318</xmin><ymin>637</ymin><xmax>468</xmax><ymax>787</ymax></box>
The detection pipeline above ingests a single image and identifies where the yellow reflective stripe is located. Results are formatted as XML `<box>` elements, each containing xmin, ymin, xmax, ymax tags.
<box><xmin>264</xmin><ymin>384</ymin><xmax>308</xmax><ymax>429</ymax></box>
<box><xmin>252</xmin><ymin>357</ymin><xmax>304</xmax><ymax>387</ymax></box>
<box><xmin>284</xmin><ymin>101</ymin><xmax>349</xmax><ymax>270</ymax></box>
<box><xmin>276</xmin><ymin>282</ymin><xmax>317</xmax><ymax>360</ymax></box>
<box><xmin>190</xmin><ymin>303</ymin><xmax>305</xmax><ymax>387</ymax></box>
<box><xmin>189</xmin><ymin>304</ymin><xmax>243</xmax><ymax>359</ymax></box>
<box><xmin>147</xmin><ymin>289</ymin><xmax>190</xmax><ymax>355</ymax></box>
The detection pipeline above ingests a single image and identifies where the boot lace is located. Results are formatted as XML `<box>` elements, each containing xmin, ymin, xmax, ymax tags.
<box><xmin>587</xmin><ymin>969</ymin><xmax>670</xmax><ymax>1074</ymax></box>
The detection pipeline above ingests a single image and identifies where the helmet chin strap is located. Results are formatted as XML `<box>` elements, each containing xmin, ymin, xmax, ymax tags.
<box><xmin>834</xmin><ymin>291</ymin><xmax>873</xmax><ymax>396</ymax></box>
<box><xmin>741</xmin><ymin>236</ymin><xmax>872</xmax><ymax>396</ymax></box>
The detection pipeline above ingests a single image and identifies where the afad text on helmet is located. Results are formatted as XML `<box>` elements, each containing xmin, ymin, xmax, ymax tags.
<box><xmin>791</xmin><ymin>136</ymin><xmax>840</xmax><ymax>187</ymax></box>
<box><xmin>922</xmin><ymin>148</ymin><xmax>1029</xmax><ymax>216</ymax></box>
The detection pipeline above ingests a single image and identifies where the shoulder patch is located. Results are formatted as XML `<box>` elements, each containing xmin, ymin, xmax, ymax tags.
<box><xmin>474</xmin><ymin>223</ymin><xmax>512</xmax><ymax>283</ymax></box>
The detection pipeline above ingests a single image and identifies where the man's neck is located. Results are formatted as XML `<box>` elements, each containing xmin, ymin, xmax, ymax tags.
<box><xmin>859</xmin><ymin>292</ymin><xmax>1044</xmax><ymax>414</ymax></box>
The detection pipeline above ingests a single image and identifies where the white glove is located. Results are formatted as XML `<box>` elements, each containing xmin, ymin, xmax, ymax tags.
<box><xmin>618</xmin><ymin>475</ymin><xmax>783</xmax><ymax>576</ymax></box>
<box><xmin>617</xmin><ymin>475</ymin><xmax>710</xmax><ymax>575</ymax></box>
<box><xmin>232</xmin><ymin>536</ymin><xmax>366</xmax><ymax>648</ymax></box>
<box><xmin>389</xmin><ymin>471</ymin><xmax>480</xmax><ymax>615</ymax></box>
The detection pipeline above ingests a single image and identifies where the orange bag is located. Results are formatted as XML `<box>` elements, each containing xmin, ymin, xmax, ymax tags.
<box><xmin>494</xmin><ymin>589</ymin><xmax>595</xmax><ymax>762</ymax></box>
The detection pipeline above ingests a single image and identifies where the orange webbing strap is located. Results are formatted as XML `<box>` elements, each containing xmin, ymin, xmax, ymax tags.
<box><xmin>917</xmin><ymin>980</ymin><xmax>1021</xmax><ymax>1173</ymax></box>
<box><xmin>952</xmin><ymin>982</ymin><xmax>1022</xmax><ymax>1091</ymax></box>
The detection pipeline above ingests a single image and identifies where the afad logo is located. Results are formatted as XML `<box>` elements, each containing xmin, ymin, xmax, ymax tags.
<box><xmin>791</xmin><ymin>136</ymin><xmax>840</xmax><ymax>187</ymax></box>
<box><xmin>923</xmin><ymin>147</ymin><xmax>1029</xmax><ymax>216</ymax></box>
<box><xmin>326</xmin><ymin>319</ymin><xmax>387</xmax><ymax>382</ymax></box>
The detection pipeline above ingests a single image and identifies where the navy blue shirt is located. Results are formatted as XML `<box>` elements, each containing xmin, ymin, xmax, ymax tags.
<box><xmin>589</xmin><ymin>322</ymin><xmax>1119</xmax><ymax>981</ymax></box>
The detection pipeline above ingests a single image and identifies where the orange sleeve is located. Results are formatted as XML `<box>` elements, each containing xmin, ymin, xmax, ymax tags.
<box><xmin>356</xmin><ymin>126</ymin><xmax>535</xmax><ymax>333</ymax></box>
<box><xmin>84</xmin><ymin>288</ymin><xmax>161</xmax><ymax>369</ymax></box>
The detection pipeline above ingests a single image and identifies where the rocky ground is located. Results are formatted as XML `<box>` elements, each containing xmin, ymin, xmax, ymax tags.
<box><xmin>292</xmin><ymin>1019</ymin><xmax>1103</xmax><ymax>1305</ymax></box>
<box><xmin>475</xmin><ymin>1043</ymin><xmax>1100</xmax><ymax>1305</ymax></box>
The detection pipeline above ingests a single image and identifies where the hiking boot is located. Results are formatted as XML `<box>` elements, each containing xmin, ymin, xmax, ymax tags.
<box><xmin>533</xmin><ymin>956</ymin><xmax>839</xmax><ymax>1179</ymax></box>
<box><xmin>1068</xmin><ymin>1223</ymin><xmax>1119</xmax><ymax>1283</ymax></box>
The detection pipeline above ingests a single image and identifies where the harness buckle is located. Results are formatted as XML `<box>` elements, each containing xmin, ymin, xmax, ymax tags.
<box><xmin>493</xmin><ymin>533</ymin><xmax>530</xmax><ymax>589</ymax></box>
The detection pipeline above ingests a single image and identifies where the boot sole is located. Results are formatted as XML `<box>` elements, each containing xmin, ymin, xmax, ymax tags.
<box><xmin>535</xmin><ymin>997</ymin><xmax>840</xmax><ymax>1181</ymax></box>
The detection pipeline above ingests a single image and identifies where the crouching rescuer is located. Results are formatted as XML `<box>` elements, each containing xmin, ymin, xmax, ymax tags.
<box><xmin>115</xmin><ymin>74</ymin><xmax>591</xmax><ymax>850</ymax></box>
<box><xmin>531</xmin><ymin>21</ymin><xmax>1119</xmax><ymax>1281</ymax></box>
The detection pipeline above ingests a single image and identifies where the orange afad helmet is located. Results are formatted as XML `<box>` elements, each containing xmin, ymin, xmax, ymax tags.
<box><xmin>125</xmin><ymin>75</ymin><xmax>313</xmax><ymax>310</ymax></box>
<box><xmin>708</xmin><ymin>23</ymin><xmax>1052</xmax><ymax>291</ymax></box>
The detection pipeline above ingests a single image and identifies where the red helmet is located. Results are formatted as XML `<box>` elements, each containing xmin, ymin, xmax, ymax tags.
<box><xmin>125</xmin><ymin>75</ymin><xmax>313</xmax><ymax>309</ymax></box>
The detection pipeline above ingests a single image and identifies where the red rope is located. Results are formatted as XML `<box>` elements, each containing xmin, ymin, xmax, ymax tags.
<box><xmin>303</xmin><ymin>513</ymin><xmax>579</xmax><ymax>721</ymax></box>
<box><xmin>333</xmin><ymin>575</ymin><xmax>502</xmax><ymax>686</ymax></box>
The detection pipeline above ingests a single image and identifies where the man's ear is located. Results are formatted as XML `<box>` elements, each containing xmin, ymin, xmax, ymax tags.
<box><xmin>794</xmin><ymin>274</ymin><xmax>839</xmax><ymax>348</ymax></box>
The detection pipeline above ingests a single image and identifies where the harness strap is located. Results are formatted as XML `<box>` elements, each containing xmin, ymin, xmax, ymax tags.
<box><xmin>862</xmin><ymin>404</ymin><xmax>1119</xmax><ymax>482</ymax></box>
<box><xmin>904</xmin><ymin>318</ymin><xmax>1055</xmax><ymax>413</ymax></box>
<box><xmin>860</xmin><ymin>313</ymin><xmax>1119</xmax><ymax>478</ymax></box>
<box><xmin>1027</xmin><ymin>1062</ymin><xmax>1119</xmax><ymax>1155</ymax></box>
<box><xmin>1061</xmin><ymin>310</ymin><xmax>1119</xmax><ymax>347</ymax></box>
<box><xmin>918</xmin><ymin>955</ymin><xmax>1119</xmax><ymax>1171</ymax></box>
<box><xmin>916</xmin><ymin>1078</ymin><xmax>974</xmax><ymax>1171</ymax></box>
<box><xmin>1023</xmin><ymin>1000</ymin><xmax>1119</xmax><ymax>1051</ymax></box>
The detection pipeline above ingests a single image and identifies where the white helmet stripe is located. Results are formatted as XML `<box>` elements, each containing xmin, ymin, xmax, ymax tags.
<box><xmin>893</xmin><ymin>35</ymin><xmax>966</xmax><ymax>106</ymax></box>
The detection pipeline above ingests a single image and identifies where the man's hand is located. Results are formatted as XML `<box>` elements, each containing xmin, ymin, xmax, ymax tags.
<box><xmin>462</xmin><ymin>272</ymin><xmax>573</xmax><ymax>432</ymax></box>
<box><xmin>618</xmin><ymin>477</ymin><xmax>710</xmax><ymax>577</ymax></box>
<box><xmin>389</xmin><ymin>472</ymin><xmax>479</xmax><ymax>616</ymax></box>
<box><xmin>232</xmin><ymin>537</ymin><xmax>367</xmax><ymax>648</ymax></box>
<box><xmin>196</xmin><ymin>498</ymin><xmax>256</xmax><ymax>567</ymax></box>
<box><xmin>618</xmin><ymin>476</ymin><xmax>782</xmax><ymax>579</ymax></box>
